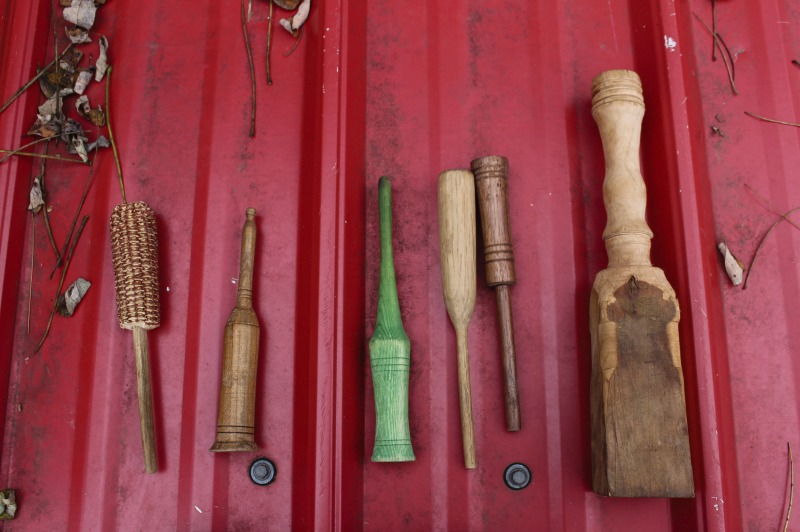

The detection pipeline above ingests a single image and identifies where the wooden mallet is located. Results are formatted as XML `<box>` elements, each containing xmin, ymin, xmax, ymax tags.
<box><xmin>369</xmin><ymin>177</ymin><xmax>415</xmax><ymax>462</ymax></box>
<box><xmin>438</xmin><ymin>169</ymin><xmax>477</xmax><ymax>469</ymax></box>
<box><xmin>211</xmin><ymin>208</ymin><xmax>261</xmax><ymax>452</ymax></box>
<box><xmin>471</xmin><ymin>155</ymin><xmax>521</xmax><ymax>432</ymax></box>
<box><xmin>589</xmin><ymin>69</ymin><xmax>694</xmax><ymax>497</ymax></box>
<box><xmin>110</xmin><ymin>201</ymin><xmax>160</xmax><ymax>473</ymax></box>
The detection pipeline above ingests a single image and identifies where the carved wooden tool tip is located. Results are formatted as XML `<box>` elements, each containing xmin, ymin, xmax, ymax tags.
<box><xmin>211</xmin><ymin>208</ymin><xmax>261</xmax><ymax>452</ymax></box>
<box><xmin>470</xmin><ymin>155</ymin><xmax>520</xmax><ymax>432</ymax></box>
<box><xmin>438</xmin><ymin>169</ymin><xmax>477</xmax><ymax>469</ymax></box>
<box><xmin>590</xmin><ymin>69</ymin><xmax>694</xmax><ymax>498</ymax></box>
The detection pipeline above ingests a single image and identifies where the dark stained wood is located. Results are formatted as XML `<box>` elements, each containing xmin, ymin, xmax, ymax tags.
<box><xmin>471</xmin><ymin>155</ymin><xmax>520</xmax><ymax>432</ymax></box>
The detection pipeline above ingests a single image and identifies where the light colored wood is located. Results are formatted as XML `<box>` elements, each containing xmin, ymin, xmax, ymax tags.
<box><xmin>133</xmin><ymin>326</ymin><xmax>157</xmax><ymax>473</ymax></box>
<box><xmin>369</xmin><ymin>177</ymin><xmax>415</xmax><ymax>462</ymax></box>
<box><xmin>211</xmin><ymin>208</ymin><xmax>260</xmax><ymax>452</ymax></box>
<box><xmin>471</xmin><ymin>155</ymin><xmax>520</xmax><ymax>432</ymax></box>
<box><xmin>590</xmin><ymin>69</ymin><xmax>693</xmax><ymax>497</ymax></box>
<box><xmin>438</xmin><ymin>169</ymin><xmax>477</xmax><ymax>469</ymax></box>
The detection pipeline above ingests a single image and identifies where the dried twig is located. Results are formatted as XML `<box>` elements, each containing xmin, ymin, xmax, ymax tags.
<box><xmin>266</xmin><ymin>0</ymin><xmax>274</xmax><ymax>85</ymax></box>
<box><xmin>285</xmin><ymin>28</ymin><xmax>303</xmax><ymax>57</ymax></box>
<box><xmin>0</xmin><ymin>149</ymin><xmax>86</xmax><ymax>164</ymax></box>
<box><xmin>744</xmin><ymin>111</ymin><xmax>800</xmax><ymax>128</ymax></box>
<box><xmin>27</xmin><ymin>214</ymin><xmax>35</xmax><ymax>335</ymax></box>
<box><xmin>38</xmin><ymin>144</ymin><xmax>61</xmax><ymax>264</ymax></box>
<box><xmin>52</xmin><ymin>0</ymin><xmax>62</xmax><ymax>120</ymax></box>
<box><xmin>0</xmin><ymin>44</ymin><xmax>73</xmax><ymax>114</ymax></box>
<box><xmin>744</xmin><ymin>183</ymin><xmax>800</xmax><ymax>233</ymax></box>
<box><xmin>50</xmin><ymin>153</ymin><xmax>96</xmax><ymax>279</ymax></box>
<box><xmin>31</xmin><ymin>215</ymin><xmax>89</xmax><ymax>357</ymax></box>
<box><xmin>744</xmin><ymin>207</ymin><xmax>800</xmax><ymax>289</ymax></box>
<box><xmin>785</xmin><ymin>442</ymin><xmax>794</xmax><ymax>532</ymax></box>
<box><xmin>692</xmin><ymin>12</ymin><xmax>737</xmax><ymax>95</ymax></box>
<box><xmin>711</xmin><ymin>0</ymin><xmax>718</xmax><ymax>61</ymax></box>
<box><xmin>105</xmin><ymin>66</ymin><xmax>127</xmax><ymax>204</ymax></box>
<box><xmin>242</xmin><ymin>0</ymin><xmax>256</xmax><ymax>137</ymax></box>
<box><xmin>0</xmin><ymin>137</ymin><xmax>53</xmax><ymax>165</ymax></box>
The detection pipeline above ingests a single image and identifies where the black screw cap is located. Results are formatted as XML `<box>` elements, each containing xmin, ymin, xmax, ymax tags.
<box><xmin>249</xmin><ymin>457</ymin><xmax>277</xmax><ymax>486</ymax></box>
<box><xmin>504</xmin><ymin>463</ymin><xmax>531</xmax><ymax>490</ymax></box>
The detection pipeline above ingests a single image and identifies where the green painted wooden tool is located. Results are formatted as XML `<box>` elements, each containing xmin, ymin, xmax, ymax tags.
<box><xmin>369</xmin><ymin>177</ymin><xmax>415</xmax><ymax>462</ymax></box>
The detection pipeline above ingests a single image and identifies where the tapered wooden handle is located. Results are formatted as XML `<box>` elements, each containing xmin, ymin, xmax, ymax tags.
<box><xmin>591</xmin><ymin>70</ymin><xmax>653</xmax><ymax>268</ymax></box>
<box><xmin>471</xmin><ymin>155</ymin><xmax>520</xmax><ymax>432</ymax></box>
<box><xmin>438</xmin><ymin>169</ymin><xmax>477</xmax><ymax>469</ymax></box>
<box><xmin>211</xmin><ymin>208</ymin><xmax>260</xmax><ymax>452</ymax></box>
<box><xmin>369</xmin><ymin>177</ymin><xmax>415</xmax><ymax>462</ymax></box>
<box><xmin>133</xmin><ymin>326</ymin><xmax>157</xmax><ymax>473</ymax></box>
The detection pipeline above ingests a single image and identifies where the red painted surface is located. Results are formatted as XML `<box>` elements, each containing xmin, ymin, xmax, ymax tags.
<box><xmin>0</xmin><ymin>0</ymin><xmax>798</xmax><ymax>530</ymax></box>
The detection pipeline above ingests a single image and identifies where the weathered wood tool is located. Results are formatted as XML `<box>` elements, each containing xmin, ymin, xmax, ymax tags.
<box><xmin>110</xmin><ymin>201</ymin><xmax>160</xmax><ymax>473</ymax></box>
<box><xmin>369</xmin><ymin>177</ymin><xmax>415</xmax><ymax>462</ymax></box>
<box><xmin>438</xmin><ymin>169</ymin><xmax>477</xmax><ymax>469</ymax></box>
<box><xmin>211</xmin><ymin>208</ymin><xmax>261</xmax><ymax>452</ymax></box>
<box><xmin>589</xmin><ymin>69</ymin><xmax>694</xmax><ymax>497</ymax></box>
<box><xmin>471</xmin><ymin>155</ymin><xmax>521</xmax><ymax>432</ymax></box>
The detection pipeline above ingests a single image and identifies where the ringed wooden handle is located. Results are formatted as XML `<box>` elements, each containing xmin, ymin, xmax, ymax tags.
<box><xmin>438</xmin><ymin>169</ymin><xmax>477</xmax><ymax>469</ymax></box>
<box><xmin>133</xmin><ymin>326</ymin><xmax>157</xmax><ymax>473</ymax></box>
<box><xmin>591</xmin><ymin>70</ymin><xmax>653</xmax><ymax>268</ymax></box>
<box><xmin>211</xmin><ymin>208</ymin><xmax>260</xmax><ymax>452</ymax></box>
<box><xmin>471</xmin><ymin>155</ymin><xmax>520</xmax><ymax>432</ymax></box>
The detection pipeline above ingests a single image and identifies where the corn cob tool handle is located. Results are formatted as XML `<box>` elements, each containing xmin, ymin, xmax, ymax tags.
<box><xmin>471</xmin><ymin>155</ymin><xmax>520</xmax><ymax>432</ymax></box>
<box><xmin>211</xmin><ymin>208</ymin><xmax>260</xmax><ymax>452</ymax></box>
<box><xmin>590</xmin><ymin>70</ymin><xmax>693</xmax><ymax>497</ymax></box>
<box><xmin>438</xmin><ymin>170</ymin><xmax>477</xmax><ymax>469</ymax></box>
<box><xmin>369</xmin><ymin>177</ymin><xmax>415</xmax><ymax>462</ymax></box>
<box><xmin>110</xmin><ymin>202</ymin><xmax>160</xmax><ymax>474</ymax></box>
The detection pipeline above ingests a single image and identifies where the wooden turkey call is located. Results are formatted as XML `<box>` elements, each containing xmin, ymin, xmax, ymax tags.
<box><xmin>471</xmin><ymin>155</ymin><xmax>521</xmax><ymax>432</ymax></box>
<box><xmin>589</xmin><ymin>70</ymin><xmax>694</xmax><ymax>497</ymax></box>
<box><xmin>211</xmin><ymin>208</ymin><xmax>260</xmax><ymax>452</ymax></box>
<box><xmin>438</xmin><ymin>170</ymin><xmax>477</xmax><ymax>469</ymax></box>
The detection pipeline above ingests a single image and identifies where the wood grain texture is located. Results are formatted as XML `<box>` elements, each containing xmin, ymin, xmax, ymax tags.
<box><xmin>133</xmin><ymin>327</ymin><xmax>157</xmax><ymax>473</ymax></box>
<box><xmin>589</xmin><ymin>70</ymin><xmax>694</xmax><ymax>497</ymax></box>
<box><xmin>369</xmin><ymin>177</ymin><xmax>415</xmax><ymax>462</ymax></box>
<box><xmin>211</xmin><ymin>208</ymin><xmax>260</xmax><ymax>452</ymax></box>
<box><xmin>471</xmin><ymin>155</ymin><xmax>520</xmax><ymax>432</ymax></box>
<box><xmin>438</xmin><ymin>170</ymin><xmax>477</xmax><ymax>469</ymax></box>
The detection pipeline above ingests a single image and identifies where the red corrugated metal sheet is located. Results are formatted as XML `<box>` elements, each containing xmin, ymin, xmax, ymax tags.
<box><xmin>1</xmin><ymin>0</ymin><xmax>798</xmax><ymax>529</ymax></box>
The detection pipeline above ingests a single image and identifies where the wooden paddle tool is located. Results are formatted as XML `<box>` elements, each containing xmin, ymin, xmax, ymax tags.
<box><xmin>110</xmin><ymin>201</ymin><xmax>161</xmax><ymax>473</ymax></box>
<box><xmin>369</xmin><ymin>177</ymin><xmax>415</xmax><ymax>462</ymax></box>
<box><xmin>589</xmin><ymin>70</ymin><xmax>694</xmax><ymax>497</ymax></box>
<box><xmin>438</xmin><ymin>169</ymin><xmax>477</xmax><ymax>469</ymax></box>
<box><xmin>471</xmin><ymin>155</ymin><xmax>521</xmax><ymax>432</ymax></box>
<box><xmin>211</xmin><ymin>208</ymin><xmax>261</xmax><ymax>452</ymax></box>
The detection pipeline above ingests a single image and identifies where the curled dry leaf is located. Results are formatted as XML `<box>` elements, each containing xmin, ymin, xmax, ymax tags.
<box><xmin>59</xmin><ymin>47</ymin><xmax>84</xmax><ymax>73</ymax></box>
<box><xmin>63</xmin><ymin>0</ymin><xmax>97</xmax><ymax>30</ymax></box>
<box><xmin>74</xmin><ymin>69</ymin><xmax>94</xmax><ymax>94</ymax></box>
<box><xmin>718</xmin><ymin>241</ymin><xmax>744</xmax><ymax>286</ymax></box>
<box><xmin>75</xmin><ymin>94</ymin><xmax>91</xmax><ymax>117</ymax></box>
<box><xmin>89</xmin><ymin>106</ymin><xmax>106</xmax><ymax>126</ymax></box>
<box><xmin>70</xmin><ymin>136</ymin><xmax>89</xmax><ymax>162</ymax></box>
<box><xmin>66</xmin><ymin>26</ymin><xmax>92</xmax><ymax>43</ymax></box>
<box><xmin>273</xmin><ymin>0</ymin><xmax>301</xmax><ymax>9</ymax></box>
<box><xmin>28</xmin><ymin>178</ymin><xmax>44</xmax><ymax>213</ymax></box>
<box><xmin>27</xmin><ymin>115</ymin><xmax>61</xmax><ymax>138</ymax></box>
<box><xmin>279</xmin><ymin>0</ymin><xmax>310</xmax><ymax>34</ymax></box>
<box><xmin>87</xmin><ymin>135</ymin><xmax>109</xmax><ymax>151</ymax></box>
<box><xmin>0</xmin><ymin>489</ymin><xmax>16</xmax><ymax>521</ymax></box>
<box><xmin>48</xmin><ymin>69</ymin><xmax>78</xmax><ymax>90</ymax></box>
<box><xmin>95</xmin><ymin>36</ymin><xmax>109</xmax><ymax>82</ymax></box>
<box><xmin>57</xmin><ymin>278</ymin><xmax>91</xmax><ymax>317</ymax></box>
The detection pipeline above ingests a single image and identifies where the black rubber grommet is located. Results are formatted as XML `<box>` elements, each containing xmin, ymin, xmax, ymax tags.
<box><xmin>504</xmin><ymin>462</ymin><xmax>531</xmax><ymax>490</ymax></box>
<box><xmin>249</xmin><ymin>457</ymin><xmax>277</xmax><ymax>486</ymax></box>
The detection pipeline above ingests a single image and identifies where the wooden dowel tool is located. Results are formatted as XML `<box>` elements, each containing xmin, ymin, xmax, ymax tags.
<box><xmin>471</xmin><ymin>155</ymin><xmax>521</xmax><ymax>432</ymax></box>
<box><xmin>211</xmin><ymin>208</ymin><xmax>261</xmax><ymax>452</ymax></box>
<box><xmin>589</xmin><ymin>70</ymin><xmax>694</xmax><ymax>497</ymax></box>
<box><xmin>438</xmin><ymin>169</ymin><xmax>477</xmax><ymax>469</ymax></box>
<box><xmin>369</xmin><ymin>177</ymin><xmax>415</xmax><ymax>462</ymax></box>
<box><xmin>110</xmin><ymin>202</ymin><xmax>161</xmax><ymax>473</ymax></box>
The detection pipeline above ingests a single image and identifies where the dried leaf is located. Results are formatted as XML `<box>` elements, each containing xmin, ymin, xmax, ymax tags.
<box><xmin>28</xmin><ymin>178</ymin><xmax>44</xmax><ymax>213</ymax></box>
<box><xmin>27</xmin><ymin>115</ymin><xmax>61</xmax><ymax>138</ymax></box>
<box><xmin>56</xmin><ymin>278</ymin><xmax>91</xmax><ymax>317</ymax></box>
<box><xmin>279</xmin><ymin>0</ymin><xmax>310</xmax><ymax>34</ymax></box>
<box><xmin>66</xmin><ymin>25</ymin><xmax>92</xmax><ymax>43</ymax></box>
<box><xmin>63</xmin><ymin>0</ymin><xmax>97</xmax><ymax>30</ymax></box>
<box><xmin>38</xmin><ymin>94</ymin><xmax>63</xmax><ymax>116</ymax></box>
<box><xmin>48</xmin><ymin>69</ymin><xmax>78</xmax><ymax>89</ymax></box>
<box><xmin>0</xmin><ymin>489</ymin><xmax>16</xmax><ymax>520</ymax></box>
<box><xmin>59</xmin><ymin>47</ymin><xmax>83</xmax><ymax>72</ymax></box>
<box><xmin>70</xmin><ymin>136</ymin><xmax>89</xmax><ymax>162</ymax></box>
<box><xmin>39</xmin><ymin>68</ymin><xmax>57</xmax><ymax>98</ymax></box>
<box><xmin>273</xmin><ymin>0</ymin><xmax>300</xmax><ymax>9</ymax></box>
<box><xmin>74</xmin><ymin>69</ymin><xmax>94</xmax><ymax>94</ymax></box>
<box><xmin>89</xmin><ymin>106</ymin><xmax>106</xmax><ymax>126</ymax></box>
<box><xmin>62</xmin><ymin>118</ymin><xmax>83</xmax><ymax>136</ymax></box>
<box><xmin>87</xmin><ymin>135</ymin><xmax>109</xmax><ymax>151</ymax></box>
<box><xmin>75</xmin><ymin>94</ymin><xmax>91</xmax><ymax>117</ymax></box>
<box><xmin>60</xmin><ymin>0</ymin><xmax>72</xmax><ymax>5</ymax></box>
<box><xmin>95</xmin><ymin>36</ymin><xmax>109</xmax><ymax>82</ymax></box>
<box><xmin>718</xmin><ymin>242</ymin><xmax>744</xmax><ymax>286</ymax></box>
